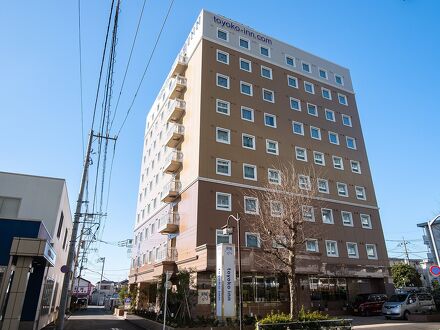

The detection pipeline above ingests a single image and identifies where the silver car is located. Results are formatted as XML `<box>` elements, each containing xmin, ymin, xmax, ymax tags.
<box><xmin>382</xmin><ymin>293</ymin><xmax>436</xmax><ymax>319</ymax></box>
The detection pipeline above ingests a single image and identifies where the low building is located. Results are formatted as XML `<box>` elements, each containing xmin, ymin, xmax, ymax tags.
<box><xmin>72</xmin><ymin>277</ymin><xmax>94</xmax><ymax>300</ymax></box>
<box><xmin>417</xmin><ymin>215</ymin><xmax>440</xmax><ymax>264</ymax></box>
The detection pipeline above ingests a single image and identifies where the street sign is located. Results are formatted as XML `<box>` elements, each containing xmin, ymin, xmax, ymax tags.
<box><xmin>165</xmin><ymin>281</ymin><xmax>172</xmax><ymax>289</ymax></box>
<box><xmin>60</xmin><ymin>265</ymin><xmax>68</xmax><ymax>273</ymax></box>
<box><xmin>429</xmin><ymin>265</ymin><xmax>440</xmax><ymax>277</ymax></box>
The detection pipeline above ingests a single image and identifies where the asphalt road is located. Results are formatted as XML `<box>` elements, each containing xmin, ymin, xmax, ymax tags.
<box><xmin>352</xmin><ymin>315</ymin><xmax>440</xmax><ymax>330</ymax></box>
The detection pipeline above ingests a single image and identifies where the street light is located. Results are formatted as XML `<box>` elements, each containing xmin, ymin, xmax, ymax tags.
<box><xmin>222</xmin><ymin>213</ymin><xmax>243</xmax><ymax>330</ymax></box>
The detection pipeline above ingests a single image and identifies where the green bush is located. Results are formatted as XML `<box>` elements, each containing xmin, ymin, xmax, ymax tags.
<box><xmin>298</xmin><ymin>306</ymin><xmax>333</xmax><ymax>321</ymax></box>
<box><xmin>258</xmin><ymin>312</ymin><xmax>292</xmax><ymax>330</ymax></box>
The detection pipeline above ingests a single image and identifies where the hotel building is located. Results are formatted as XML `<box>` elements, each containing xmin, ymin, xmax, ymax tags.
<box><xmin>129</xmin><ymin>10</ymin><xmax>390</xmax><ymax>315</ymax></box>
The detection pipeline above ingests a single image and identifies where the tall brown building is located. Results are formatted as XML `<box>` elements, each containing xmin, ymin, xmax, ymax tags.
<box><xmin>129</xmin><ymin>10</ymin><xmax>390</xmax><ymax>315</ymax></box>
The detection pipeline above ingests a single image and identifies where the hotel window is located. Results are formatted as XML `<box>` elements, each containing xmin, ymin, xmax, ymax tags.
<box><xmin>342</xmin><ymin>114</ymin><xmax>352</xmax><ymax>127</ymax></box>
<box><xmin>244</xmin><ymin>196</ymin><xmax>259</xmax><ymax>214</ymax></box>
<box><xmin>328</xmin><ymin>131</ymin><xmax>339</xmax><ymax>145</ymax></box>
<box><xmin>350</xmin><ymin>160</ymin><xmax>361</xmax><ymax>174</ymax></box>
<box><xmin>313</xmin><ymin>151</ymin><xmax>325</xmax><ymax>166</ymax></box>
<box><xmin>326</xmin><ymin>240</ymin><xmax>339</xmax><ymax>257</ymax></box>
<box><xmin>246</xmin><ymin>232</ymin><xmax>261</xmax><ymax>248</ymax></box>
<box><xmin>307</xmin><ymin>103</ymin><xmax>318</xmax><ymax>117</ymax></box>
<box><xmin>243</xmin><ymin>164</ymin><xmax>257</xmax><ymax>181</ymax></box>
<box><xmin>292</xmin><ymin>121</ymin><xmax>304</xmax><ymax>135</ymax></box>
<box><xmin>346</xmin><ymin>137</ymin><xmax>357</xmax><ymax>150</ymax></box>
<box><xmin>242</xmin><ymin>134</ymin><xmax>256</xmax><ymax>150</ymax></box>
<box><xmin>310</xmin><ymin>126</ymin><xmax>321</xmax><ymax>140</ymax></box>
<box><xmin>338</xmin><ymin>93</ymin><xmax>348</xmax><ymax>106</ymax></box>
<box><xmin>322</xmin><ymin>88</ymin><xmax>332</xmax><ymax>100</ymax></box>
<box><xmin>216</xmin><ymin>99</ymin><xmax>230</xmax><ymax>115</ymax></box>
<box><xmin>290</xmin><ymin>97</ymin><xmax>301</xmax><ymax>111</ymax></box>
<box><xmin>260</xmin><ymin>45</ymin><xmax>270</xmax><ymax>57</ymax></box>
<box><xmin>337</xmin><ymin>182</ymin><xmax>348</xmax><ymax>197</ymax></box>
<box><xmin>270</xmin><ymin>201</ymin><xmax>283</xmax><ymax>217</ymax></box>
<box><xmin>261</xmin><ymin>66</ymin><xmax>273</xmax><ymax>79</ymax></box>
<box><xmin>216</xmin><ymin>192</ymin><xmax>231</xmax><ymax>211</ymax></box>
<box><xmin>217</xmin><ymin>28</ymin><xmax>228</xmax><ymax>41</ymax></box>
<box><xmin>332</xmin><ymin>156</ymin><xmax>344</xmax><ymax>170</ymax></box>
<box><xmin>268</xmin><ymin>169</ymin><xmax>281</xmax><ymax>185</ymax></box>
<box><xmin>240</xmin><ymin>58</ymin><xmax>252</xmax><ymax>72</ymax></box>
<box><xmin>216</xmin><ymin>158</ymin><xmax>231</xmax><ymax>176</ymax></box>
<box><xmin>241</xmin><ymin>106</ymin><xmax>254</xmax><ymax>122</ymax></box>
<box><xmin>355</xmin><ymin>186</ymin><xmax>366</xmax><ymax>200</ymax></box>
<box><xmin>366</xmin><ymin>244</ymin><xmax>378</xmax><ymax>259</ymax></box>
<box><xmin>321</xmin><ymin>208</ymin><xmax>334</xmax><ymax>224</ymax></box>
<box><xmin>361</xmin><ymin>214</ymin><xmax>372</xmax><ymax>229</ymax></box>
<box><xmin>319</xmin><ymin>68</ymin><xmax>328</xmax><ymax>79</ymax></box>
<box><xmin>335</xmin><ymin>74</ymin><xmax>344</xmax><ymax>86</ymax></box>
<box><xmin>347</xmin><ymin>242</ymin><xmax>359</xmax><ymax>258</ymax></box>
<box><xmin>341</xmin><ymin>211</ymin><xmax>354</xmax><ymax>226</ymax></box>
<box><xmin>216</xmin><ymin>229</ymin><xmax>232</xmax><ymax>245</ymax></box>
<box><xmin>216</xmin><ymin>50</ymin><xmax>229</xmax><ymax>64</ymax></box>
<box><xmin>295</xmin><ymin>146</ymin><xmax>307</xmax><ymax>161</ymax></box>
<box><xmin>302</xmin><ymin>205</ymin><xmax>315</xmax><ymax>222</ymax></box>
<box><xmin>302</xmin><ymin>61</ymin><xmax>311</xmax><ymax>73</ymax></box>
<box><xmin>318</xmin><ymin>178</ymin><xmax>329</xmax><ymax>194</ymax></box>
<box><xmin>306</xmin><ymin>239</ymin><xmax>319</xmax><ymax>252</ymax></box>
<box><xmin>266</xmin><ymin>139</ymin><xmax>279</xmax><ymax>155</ymax></box>
<box><xmin>216</xmin><ymin>73</ymin><xmax>229</xmax><ymax>89</ymax></box>
<box><xmin>262</xmin><ymin>89</ymin><xmax>275</xmax><ymax>103</ymax></box>
<box><xmin>304</xmin><ymin>81</ymin><xmax>315</xmax><ymax>94</ymax></box>
<box><xmin>285</xmin><ymin>55</ymin><xmax>295</xmax><ymax>67</ymax></box>
<box><xmin>325</xmin><ymin>109</ymin><xmax>335</xmax><ymax>122</ymax></box>
<box><xmin>240</xmin><ymin>81</ymin><xmax>253</xmax><ymax>96</ymax></box>
<box><xmin>216</xmin><ymin>127</ymin><xmax>230</xmax><ymax>144</ymax></box>
<box><xmin>239</xmin><ymin>37</ymin><xmax>250</xmax><ymax>50</ymax></box>
<box><xmin>298</xmin><ymin>175</ymin><xmax>311</xmax><ymax>190</ymax></box>
<box><xmin>287</xmin><ymin>75</ymin><xmax>298</xmax><ymax>88</ymax></box>
<box><xmin>264</xmin><ymin>113</ymin><xmax>277</xmax><ymax>128</ymax></box>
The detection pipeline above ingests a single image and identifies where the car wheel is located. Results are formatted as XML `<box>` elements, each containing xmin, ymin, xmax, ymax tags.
<box><xmin>403</xmin><ymin>310</ymin><xmax>410</xmax><ymax>320</ymax></box>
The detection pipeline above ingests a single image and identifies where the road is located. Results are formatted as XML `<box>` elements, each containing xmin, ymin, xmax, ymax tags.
<box><xmin>352</xmin><ymin>315</ymin><xmax>440</xmax><ymax>330</ymax></box>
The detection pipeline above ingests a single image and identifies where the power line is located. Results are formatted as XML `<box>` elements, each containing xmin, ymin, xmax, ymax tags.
<box><xmin>116</xmin><ymin>0</ymin><xmax>175</xmax><ymax>137</ymax></box>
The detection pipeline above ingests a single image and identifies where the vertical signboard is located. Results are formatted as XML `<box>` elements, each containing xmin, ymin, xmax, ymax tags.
<box><xmin>216</xmin><ymin>244</ymin><xmax>223</xmax><ymax>317</ymax></box>
<box><xmin>216</xmin><ymin>243</ymin><xmax>236</xmax><ymax>318</ymax></box>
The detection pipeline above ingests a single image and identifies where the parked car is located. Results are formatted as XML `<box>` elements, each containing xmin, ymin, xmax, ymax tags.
<box><xmin>77</xmin><ymin>297</ymin><xmax>88</xmax><ymax>310</ymax></box>
<box><xmin>382</xmin><ymin>293</ymin><xmax>436</xmax><ymax>319</ymax></box>
<box><xmin>352</xmin><ymin>293</ymin><xmax>388</xmax><ymax>316</ymax></box>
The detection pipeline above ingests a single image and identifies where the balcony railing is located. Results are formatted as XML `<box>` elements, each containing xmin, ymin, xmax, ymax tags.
<box><xmin>158</xmin><ymin>212</ymin><xmax>180</xmax><ymax>234</ymax></box>
<box><xmin>157</xmin><ymin>247</ymin><xmax>178</xmax><ymax>262</ymax></box>
<box><xmin>165</xmin><ymin>123</ymin><xmax>185</xmax><ymax>148</ymax></box>
<box><xmin>161</xmin><ymin>179</ymin><xmax>181</xmax><ymax>203</ymax></box>
<box><xmin>168</xmin><ymin>75</ymin><xmax>187</xmax><ymax>99</ymax></box>
<box><xmin>165</xmin><ymin>98</ymin><xmax>186</xmax><ymax>123</ymax></box>
<box><xmin>171</xmin><ymin>54</ymin><xmax>188</xmax><ymax>77</ymax></box>
<box><xmin>163</xmin><ymin>149</ymin><xmax>183</xmax><ymax>174</ymax></box>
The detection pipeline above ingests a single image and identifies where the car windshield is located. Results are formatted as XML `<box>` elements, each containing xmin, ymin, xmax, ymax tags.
<box><xmin>388</xmin><ymin>294</ymin><xmax>407</xmax><ymax>302</ymax></box>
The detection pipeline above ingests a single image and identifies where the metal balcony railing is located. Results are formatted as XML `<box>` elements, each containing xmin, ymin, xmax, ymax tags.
<box><xmin>157</xmin><ymin>247</ymin><xmax>178</xmax><ymax>262</ymax></box>
<box><xmin>164</xmin><ymin>98</ymin><xmax>186</xmax><ymax>123</ymax></box>
<box><xmin>163</xmin><ymin>149</ymin><xmax>183</xmax><ymax>174</ymax></box>
<box><xmin>165</xmin><ymin>123</ymin><xmax>185</xmax><ymax>148</ymax></box>
<box><xmin>161</xmin><ymin>179</ymin><xmax>181</xmax><ymax>203</ymax></box>
<box><xmin>171</xmin><ymin>54</ymin><xmax>188</xmax><ymax>77</ymax></box>
<box><xmin>158</xmin><ymin>212</ymin><xmax>180</xmax><ymax>234</ymax></box>
<box><xmin>168</xmin><ymin>75</ymin><xmax>187</xmax><ymax>99</ymax></box>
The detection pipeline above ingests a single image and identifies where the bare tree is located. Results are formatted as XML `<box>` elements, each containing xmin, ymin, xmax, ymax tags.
<box><xmin>245</xmin><ymin>162</ymin><xmax>322</xmax><ymax>318</ymax></box>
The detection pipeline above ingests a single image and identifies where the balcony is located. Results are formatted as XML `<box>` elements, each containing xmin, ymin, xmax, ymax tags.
<box><xmin>165</xmin><ymin>99</ymin><xmax>186</xmax><ymax>123</ymax></box>
<box><xmin>165</xmin><ymin>123</ymin><xmax>185</xmax><ymax>148</ymax></box>
<box><xmin>168</xmin><ymin>75</ymin><xmax>187</xmax><ymax>99</ymax></box>
<box><xmin>162</xmin><ymin>179</ymin><xmax>181</xmax><ymax>203</ymax></box>
<box><xmin>158</xmin><ymin>212</ymin><xmax>180</xmax><ymax>234</ymax></box>
<box><xmin>423</xmin><ymin>235</ymin><xmax>431</xmax><ymax>246</ymax></box>
<box><xmin>171</xmin><ymin>54</ymin><xmax>188</xmax><ymax>77</ymax></box>
<box><xmin>157</xmin><ymin>247</ymin><xmax>178</xmax><ymax>262</ymax></box>
<box><xmin>163</xmin><ymin>150</ymin><xmax>183</xmax><ymax>174</ymax></box>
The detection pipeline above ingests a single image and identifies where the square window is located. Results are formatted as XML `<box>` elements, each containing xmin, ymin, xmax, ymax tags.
<box><xmin>298</xmin><ymin>175</ymin><xmax>311</xmax><ymax>190</ymax></box>
<box><xmin>216</xmin><ymin>192</ymin><xmax>231</xmax><ymax>211</ymax></box>
<box><xmin>260</xmin><ymin>46</ymin><xmax>270</xmax><ymax>57</ymax></box>
<box><xmin>295</xmin><ymin>147</ymin><xmax>307</xmax><ymax>161</ymax></box>
<box><xmin>326</xmin><ymin>240</ymin><xmax>339</xmax><ymax>257</ymax></box>
<box><xmin>341</xmin><ymin>211</ymin><xmax>353</xmax><ymax>226</ymax></box>
<box><xmin>350</xmin><ymin>160</ymin><xmax>361</xmax><ymax>174</ymax></box>
<box><xmin>285</xmin><ymin>55</ymin><xmax>295</xmax><ymax>67</ymax></box>
<box><xmin>239</xmin><ymin>37</ymin><xmax>250</xmax><ymax>50</ymax></box>
<box><xmin>366</xmin><ymin>244</ymin><xmax>378</xmax><ymax>259</ymax></box>
<box><xmin>310</xmin><ymin>126</ymin><xmax>321</xmax><ymax>140</ymax></box>
<box><xmin>216</xmin><ymin>99</ymin><xmax>230</xmax><ymax>115</ymax></box>
<box><xmin>292</xmin><ymin>121</ymin><xmax>304</xmax><ymax>135</ymax></box>
<box><xmin>337</xmin><ymin>182</ymin><xmax>348</xmax><ymax>197</ymax></box>
<box><xmin>302</xmin><ymin>62</ymin><xmax>311</xmax><ymax>73</ymax></box>
<box><xmin>318</xmin><ymin>178</ymin><xmax>329</xmax><ymax>194</ymax></box>
<box><xmin>261</xmin><ymin>66</ymin><xmax>272</xmax><ymax>79</ymax></box>
<box><xmin>328</xmin><ymin>132</ymin><xmax>339</xmax><ymax>145</ymax></box>
<box><xmin>216</xmin><ymin>229</ymin><xmax>232</xmax><ymax>245</ymax></box>
<box><xmin>321</xmin><ymin>208</ymin><xmax>334</xmax><ymax>224</ymax></box>
<box><xmin>346</xmin><ymin>242</ymin><xmax>359</xmax><ymax>258</ymax></box>
<box><xmin>244</xmin><ymin>196</ymin><xmax>259</xmax><ymax>214</ymax></box>
<box><xmin>216</xmin><ymin>73</ymin><xmax>229</xmax><ymax>89</ymax></box>
<box><xmin>266</xmin><ymin>139</ymin><xmax>279</xmax><ymax>155</ymax></box>
<box><xmin>246</xmin><ymin>232</ymin><xmax>261</xmax><ymax>247</ymax></box>
<box><xmin>216</xmin><ymin>50</ymin><xmax>229</xmax><ymax>64</ymax></box>
<box><xmin>290</xmin><ymin>98</ymin><xmax>301</xmax><ymax>111</ymax></box>
<box><xmin>217</xmin><ymin>28</ymin><xmax>228</xmax><ymax>41</ymax></box>
<box><xmin>360</xmin><ymin>214</ymin><xmax>372</xmax><ymax>229</ymax></box>
<box><xmin>270</xmin><ymin>201</ymin><xmax>283</xmax><ymax>217</ymax></box>
<box><xmin>338</xmin><ymin>93</ymin><xmax>348</xmax><ymax>106</ymax></box>
<box><xmin>287</xmin><ymin>75</ymin><xmax>298</xmax><ymax>88</ymax></box>
<box><xmin>335</xmin><ymin>74</ymin><xmax>344</xmax><ymax>85</ymax></box>
<box><xmin>306</xmin><ymin>239</ymin><xmax>319</xmax><ymax>252</ymax></box>
<box><xmin>241</xmin><ymin>107</ymin><xmax>254</xmax><ymax>122</ymax></box>
<box><xmin>319</xmin><ymin>68</ymin><xmax>328</xmax><ymax>79</ymax></box>
<box><xmin>342</xmin><ymin>114</ymin><xmax>352</xmax><ymax>127</ymax></box>
<box><xmin>240</xmin><ymin>81</ymin><xmax>253</xmax><ymax>96</ymax></box>
<box><xmin>262</xmin><ymin>89</ymin><xmax>275</xmax><ymax>103</ymax></box>
<box><xmin>355</xmin><ymin>186</ymin><xmax>366</xmax><ymax>200</ymax></box>
<box><xmin>302</xmin><ymin>205</ymin><xmax>315</xmax><ymax>222</ymax></box>
<box><xmin>322</xmin><ymin>88</ymin><xmax>332</xmax><ymax>100</ymax></box>
<box><xmin>325</xmin><ymin>109</ymin><xmax>335</xmax><ymax>122</ymax></box>
<box><xmin>313</xmin><ymin>151</ymin><xmax>325</xmax><ymax>166</ymax></box>
<box><xmin>346</xmin><ymin>137</ymin><xmax>357</xmax><ymax>150</ymax></box>
<box><xmin>307</xmin><ymin>103</ymin><xmax>318</xmax><ymax>116</ymax></box>
<box><xmin>268</xmin><ymin>169</ymin><xmax>281</xmax><ymax>185</ymax></box>
<box><xmin>216</xmin><ymin>127</ymin><xmax>230</xmax><ymax>144</ymax></box>
<box><xmin>304</xmin><ymin>81</ymin><xmax>315</xmax><ymax>94</ymax></box>
<box><xmin>332</xmin><ymin>156</ymin><xmax>344</xmax><ymax>170</ymax></box>
<box><xmin>240</xmin><ymin>58</ymin><xmax>252</xmax><ymax>72</ymax></box>
<box><xmin>264</xmin><ymin>113</ymin><xmax>277</xmax><ymax>128</ymax></box>
<box><xmin>242</xmin><ymin>134</ymin><xmax>255</xmax><ymax>149</ymax></box>
<box><xmin>243</xmin><ymin>164</ymin><xmax>257</xmax><ymax>180</ymax></box>
<box><xmin>216</xmin><ymin>158</ymin><xmax>231</xmax><ymax>176</ymax></box>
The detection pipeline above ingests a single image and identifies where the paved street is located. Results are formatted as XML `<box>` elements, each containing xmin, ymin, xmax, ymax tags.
<box><xmin>351</xmin><ymin>315</ymin><xmax>440</xmax><ymax>330</ymax></box>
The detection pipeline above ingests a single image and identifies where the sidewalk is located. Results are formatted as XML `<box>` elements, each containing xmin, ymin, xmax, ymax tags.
<box><xmin>124</xmin><ymin>313</ymin><xmax>174</xmax><ymax>330</ymax></box>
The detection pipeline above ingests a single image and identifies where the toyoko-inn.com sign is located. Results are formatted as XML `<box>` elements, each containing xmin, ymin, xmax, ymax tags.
<box><xmin>216</xmin><ymin>243</ymin><xmax>236</xmax><ymax>318</ymax></box>
<box><xmin>213</xmin><ymin>16</ymin><xmax>272</xmax><ymax>45</ymax></box>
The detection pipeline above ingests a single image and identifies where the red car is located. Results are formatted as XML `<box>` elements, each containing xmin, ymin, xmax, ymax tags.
<box><xmin>352</xmin><ymin>293</ymin><xmax>388</xmax><ymax>316</ymax></box>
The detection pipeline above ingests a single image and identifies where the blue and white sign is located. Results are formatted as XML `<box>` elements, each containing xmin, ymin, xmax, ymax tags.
<box><xmin>216</xmin><ymin>243</ymin><xmax>236</xmax><ymax>318</ymax></box>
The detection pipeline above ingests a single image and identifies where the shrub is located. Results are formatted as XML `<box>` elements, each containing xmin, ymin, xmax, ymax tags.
<box><xmin>258</xmin><ymin>312</ymin><xmax>292</xmax><ymax>330</ymax></box>
<box><xmin>298</xmin><ymin>306</ymin><xmax>333</xmax><ymax>321</ymax></box>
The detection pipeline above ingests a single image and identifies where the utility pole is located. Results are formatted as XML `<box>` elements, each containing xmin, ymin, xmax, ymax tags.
<box><xmin>56</xmin><ymin>130</ymin><xmax>94</xmax><ymax>330</ymax></box>
<box><xmin>402</xmin><ymin>236</ymin><xmax>410</xmax><ymax>264</ymax></box>
<box><xmin>98</xmin><ymin>257</ymin><xmax>106</xmax><ymax>292</ymax></box>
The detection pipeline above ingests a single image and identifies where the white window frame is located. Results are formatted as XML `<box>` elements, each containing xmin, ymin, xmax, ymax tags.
<box><xmin>292</xmin><ymin>121</ymin><xmax>304</xmax><ymax>135</ymax></box>
<box><xmin>216</xmin><ymin>229</ymin><xmax>232</xmax><ymax>245</ymax></box>
<box><xmin>239</xmin><ymin>58</ymin><xmax>252</xmax><ymax>72</ymax></box>
<box><xmin>216</xmin><ymin>158</ymin><xmax>231</xmax><ymax>176</ymax></box>
<box><xmin>285</xmin><ymin>55</ymin><xmax>295</xmax><ymax>67</ymax></box>
<box><xmin>266</xmin><ymin>139</ymin><xmax>279</xmax><ymax>155</ymax></box>
<box><xmin>335</xmin><ymin>74</ymin><xmax>344</xmax><ymax>86</ymax></box>
<box><xmin>240</xmin><ymin>81</ymin><xmax>253</xmax><ymax>96</ymax></box>
<box><xmin>262</xmin><ymin>88</ymin><xmax>275</xmax><ymax>103</ymax></box>
<box><xmin>307</xmin><ymin>103</ymin><xmax>318</xmax><ymax>117</ymax></box>
<box><xmin>302</xmin><ymin>205</ymin><xmax>315</xmax><ymax>222</ymax></box>
<box><xmin>243</xmin><ymin>163</ymin><xmax>257</xmax><ymax>181</ymax></box>
<box><xmin>366</xmin><ymin>244</ymin><xmax>378</xmax><ymax>260</ymax></box>
<box><xmin>321</xmin><ymin>208</ymin><xmax>334</xmax><ymax>224</ymax></box>
<box><xmin>313</xmin><ymin>151</ymin><xmax>325</xmax><ymax>166</ymax></box>
<box><xmin>217</xmin><ymin>28</ymin><xmax>229</xmax><ymax>41</ymax></box>
<box><xmin>261</xmin><ymin>65</ymin><xmax>273</xmax><ymax>80</ymax></box>
<box><xmin>260</xmin><ymin>45</ymin><xmax>270</xmax><ymax>57</ymax></box>
<box><xmin>322</xmin><ymin>87</ymin><xmax>332</xmax><ymax>100</ymax></box>
<box><xmin>328</xmin><ymin>131</ymin><xmax>340</xmax><ymax>145</ymax></box>
<box><xmin>332</xmin><ymin>156</ymin><xmax>344</xmax><ymax>170</ymax></box>
<box><xmin>245</xmin><ymin>232</ymin><xmax>261</xmax><ymax>248</ymax></box>
<box><xmin>298</xmin><ymin>175</ymin><xmax>311</xmax><ymax>190</ymax></box>
<box><xmin>342</xmin><ymin>114</ymin><xmax>352</xmax><ymax>127</ymax></box>
<box><xmin>290</xmin><ymin>97</ymin><xmax>301</xmax><ymax>111</ymax></box>
<box><xmin>338</xmin><ymin>93</ymin><xmax>348</xmax><ymax>106</ymax></box>
<box><xmin>216</xmin><ymin>49</ymin><xmax>229</xmax><ymax>64</ymax></box>
<box><xmin>239</xmin><ymin>37</ymin><xmax>250</xmax><ymax>50</ymax></box>
<box><xmin>337</xmin><ymin>182</ymin><xmax>349</xmax><ymax>197</ymax></box>
<box><xmin>319</xmin><ymin>68</ymin><xmax>328</xmax><ymax>80</ymax></box>
<box><xmin>264</xmin><ymin>113</ymin><xmax>277</xmax><ymax>128</ymax></box>
<box><xmin>216</xmin><ymin>127</ymin><xmax>231</xmax><ymax>144</ymax></box>
<box><xmin>350</xmin><ymin>160</ymin><xmax>361</xmax><ymax>174</ymax></box>
<box><xmin>216</xmin><ymin>192</ymin><xmax>231</xmax><ymax>211</ymax></box>
<box><xmin>216</xmin><ymin>73</ymin><xmax>230</xmax><ymax>89</ymax></box>
<box><xmin>306</xmin><ymin>239</ymin><xmax>319</xmax><ymax>252</ymax></box>
<box><xmin>346</xmin><ymin>136</ymin><xmax>357</xmax><ymax>150</ymax></box>
<box><xmin>270</xmin><ymin>201</ymin><xmax>283</xmax><ymax>217</ymax></box>
<box><xmin>302</xmin><ymin>61</ymin><xmax>311</xmax><ymax>73</ymax></box>
<box><xmin>216</xmin><ymin>99</ymin><xmax>230</xmax><ymax>116</ymax></box>
<box><xmin>325</xmin><ymin>109</ymin><xmax>335</xmax><ymax>122</ymax></box>
<box><xmin>295</xmin><ymin>146</ymin><xmax>307</xmax><ymax>162</ymax></box>
<box><xmin>304</xmin><ymin>81</ymin><xmax>315</xmax><ymax>94</ymax></box>
<box><xmin>268</xmin><ymin>168</ymin><xmax>281</xmax><ymax>185</ymax></box>
<box><xmin>341</xmin><ymin>211</ymin><xmax>354</xmax><ymax>227</ymax></box>
<box><xmin>244</xmin><ymin>196</ymin><xmax>259</xmax><ymax>215</ymax></box>
<box><xmin>241</xmin><ymin>106</ymin><xmax>254</xmax><ymax>122</ymax></box>
<box><xmin>346</xmin><ymin>242</ymin><xmax>359</xmax><ymax>258</ymax></box>
<box><xmin>287</xmin><ymin>75</ymin><xmax>298</xmax><ymax>88</ymax></box>
<box><xmin>310</xmin><ymin>126</ymin><xmax>322</xmax><ymax>140</ymax></box>
<box><xmin>317</xmin><ymin>178</ymin><xmax>329</xmax><ymax>194</ymax></box>
<box><xmin>360</xmin><ymin>214</ymin><xmax>372</xmax><ymax>229</ymax></box>
<box><xmin>355</xmin><ymin>186</ymin><xmax>366</xmax><ymax>200</ymax></box>
<box><xmin>325</xmin><ymin>240</ymin><xmax>339</xmax><ymax>257</ymax></box>
<box><xmin>242</xmin><ymin>133</ymin><xmax>256</xmax><ymax>150</ymax></box>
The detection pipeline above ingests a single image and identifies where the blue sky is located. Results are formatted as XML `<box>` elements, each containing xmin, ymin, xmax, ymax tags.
<box><xmin>1</xmin><ymin>0</ymin><xmax>439</xmax><ymax>283</ymax></box>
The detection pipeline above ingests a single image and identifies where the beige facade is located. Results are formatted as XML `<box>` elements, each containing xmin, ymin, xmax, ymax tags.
<box><xmin>129</xmin><ymin>10</ymin><xmax>389</xmax><ymax>315</ymax></box>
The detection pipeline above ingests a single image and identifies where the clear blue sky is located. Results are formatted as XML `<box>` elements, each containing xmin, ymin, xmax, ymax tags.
<box><xmin>1</xmin><ymin>1</ymin><xmax>439</xmax><ymax>283</ymax></box>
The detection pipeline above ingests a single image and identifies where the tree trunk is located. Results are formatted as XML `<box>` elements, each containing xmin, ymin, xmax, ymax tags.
<box><xmin>288</xmin><ymin>251</ymin><xmax>297</xmax><ymax>319</ymax></box>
